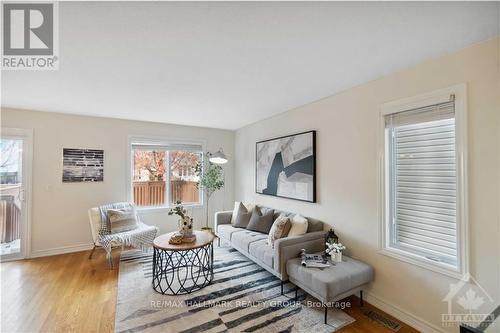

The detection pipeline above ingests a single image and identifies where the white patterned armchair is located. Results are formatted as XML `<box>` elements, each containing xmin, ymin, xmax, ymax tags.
<box><xmin>88</xmin><ymin>203</ymin><xmax>158</xmax><ymax>268</ymax></box>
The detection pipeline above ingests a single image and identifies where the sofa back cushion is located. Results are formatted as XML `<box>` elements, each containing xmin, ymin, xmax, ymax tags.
<box><xmin>246</xmin><ymin>207</ymin><xmax>275</xmax><ymax>234</ymax></box>
<box><xmin>260</xmin><ymin>206</ymin><xmax>325</xmax><ymax>233</ymax></box>
<box><xmin>305</xmin><ymin>217</ymin><xmax>324</xmax><ymax>232</ymax></box>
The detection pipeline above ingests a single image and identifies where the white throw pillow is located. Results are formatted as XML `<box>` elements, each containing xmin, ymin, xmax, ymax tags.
<box><xmin>108</xmin><ymin>207</ymin><xmax>139</xmax><ymax>234</ymax></box>
<box><xmin>288</xmin><ymin>214</ymin><xmax>308</xmax><ymax>236</ymax></box>
<box><xmin>230</xmin><ymin>202</ymin><xmax>242</xmax><ymax>224</ymax></box>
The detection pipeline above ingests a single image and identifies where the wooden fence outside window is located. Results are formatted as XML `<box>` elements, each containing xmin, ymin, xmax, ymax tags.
<box><xmin>133</xmin><ymin>180</ymin><xmax>199</xmax><ymax>206</ymax></box>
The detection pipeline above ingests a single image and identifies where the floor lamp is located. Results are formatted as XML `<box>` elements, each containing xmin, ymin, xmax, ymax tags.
<box><xmin>207</xmin><ymin>148</ymin><xmax>228</xmax><ymax>229</ymax></box>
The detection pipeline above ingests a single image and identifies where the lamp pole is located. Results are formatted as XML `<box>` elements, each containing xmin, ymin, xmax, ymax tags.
<box><xmin>201</xmin><ymin>148</ymin><xmax>228</xmax><ymax>232</ymax></box>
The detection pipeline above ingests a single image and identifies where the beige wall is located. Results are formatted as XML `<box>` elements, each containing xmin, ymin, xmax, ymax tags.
<box><xmin>235</xmin><ymin>38</ymin><xmax>500</xmax><ymax>331</ymax></box>
<box><xmin>1</xmin><ymin>37</ymin><xmax>498</xmax><ymax>333</ymax></box>
<box><xmin>0</xmin><ymin>109</ymin><xmax>234</xmax><ymax>256</ymax></box>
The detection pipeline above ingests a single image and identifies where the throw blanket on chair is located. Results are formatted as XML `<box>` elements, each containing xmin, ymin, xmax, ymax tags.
<box><xmin>98</xmin><ymin>202</ymin><xmax>158</xmax><ymax>259</ymax></box>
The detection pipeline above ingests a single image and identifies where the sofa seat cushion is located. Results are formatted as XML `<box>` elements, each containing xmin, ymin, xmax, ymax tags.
<box><xmin>231</xmin><ymin>230</ymin><xmax>267</xmax><ymax>252</ymax></box>
<box><xmin>286</xmin><ymin>254</ymin><xmax>374</xmax><ymax>302</ymax></box>
<box><xmin>249</xmin><ymin>239</ymin><xmax>274</xmax><ymax>268</ymax></box>
<box><xmin>217</xmin><ymin>224</ymin><xmax>245</xmax><ymax>241</ymax></box>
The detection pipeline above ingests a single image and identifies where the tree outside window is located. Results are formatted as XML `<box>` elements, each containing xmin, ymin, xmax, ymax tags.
<box><xmin>132</xmin><ymin>149</ymin><xmax>201</xmax><ymax>207</ymax></box>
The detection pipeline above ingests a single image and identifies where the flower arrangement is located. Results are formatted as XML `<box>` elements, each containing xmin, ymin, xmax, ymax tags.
<box><xmin>168</xmin><ymin>201</ymin><xmax>193</xmax><ymax>236</ymax></box>
<box><xmin>325</xmin><ymin>242</ymin><xmax>346</xmax><ymax>255</ymax></box>
<box><xmin>168</xmin><ymin>201</ymin><xmax>188</xmax><ymax>219</ymax></box>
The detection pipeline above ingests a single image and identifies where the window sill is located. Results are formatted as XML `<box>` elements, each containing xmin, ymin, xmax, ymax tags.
<box><xmin>136</xmin><ymin>204</ymin><xmax>204</xmax><ymax>214</ymax></box>
<box><xmin>379</xmin><ymin>246</ymin><xmax>465</xmax><ymax>280</ymax></box>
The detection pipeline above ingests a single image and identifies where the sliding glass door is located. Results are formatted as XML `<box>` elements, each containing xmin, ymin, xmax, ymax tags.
<box><xmin>0</xmin><ymin>129</ymin><xmax>32</xmax><ymax>261</ymax></box>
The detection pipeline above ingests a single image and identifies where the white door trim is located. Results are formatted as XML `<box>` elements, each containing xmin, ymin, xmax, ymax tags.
<box><xmin>1</xmin><ymin>127</ymin><xmax>33</xmax><ymax>261</ymax></box>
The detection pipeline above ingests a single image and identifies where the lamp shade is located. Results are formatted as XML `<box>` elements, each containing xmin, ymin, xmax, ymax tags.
<box><xmin>209</xmin><ymin>149</ymin><xmax>228</xmax><ymax>164</ymax></box>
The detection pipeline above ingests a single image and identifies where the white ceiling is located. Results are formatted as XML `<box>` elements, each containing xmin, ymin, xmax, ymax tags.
<box><xmin>1</xmin><ymin>2</ymin><xmax>499</xmax><ymax>130</ymax></box>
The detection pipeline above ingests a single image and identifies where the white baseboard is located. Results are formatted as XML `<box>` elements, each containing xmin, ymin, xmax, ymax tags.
<box><xmin>365</xmin><ymin>292</ymin><xmax>446</xmax><ymax>333</ymax></box>
<box><xmin>29</xmin><ymin>243</ymin><xmax>94</xmax><ymax>258</ymax></box>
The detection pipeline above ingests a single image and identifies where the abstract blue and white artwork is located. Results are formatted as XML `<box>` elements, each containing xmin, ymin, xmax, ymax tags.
<box><xmin>256</xmin><ymin>131</ymin><xmax>316</xmax><ymax>202</ymax></box>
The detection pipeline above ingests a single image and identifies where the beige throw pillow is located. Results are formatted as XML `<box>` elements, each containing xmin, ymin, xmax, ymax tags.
<box><xmin>230</xmin><ymin>202</ymin><xmax>242</xmax><ymax>225</ymax></box>
<box><xmin>108</xmin><ymin>208</ymin><xmax>138</xmax><ymax>234</ymax></box>
<box><xmin>288</xmin><ymin>214</ymin><xmax>308</xmax><ymax>236</ymax></box>
<box><xmin>233</xmin><ymin>209</ymin><xmax>253</xmax><ymax>228</ymax></box>
<box><xmin>267</xmin><ymin>214</ymin><xmax>291</xmax><ymax>248</ymax></box>
<box><xmin>231</xmin><ymin>202</ymin><xmax>254</xmax><ymax>227</ymax></box>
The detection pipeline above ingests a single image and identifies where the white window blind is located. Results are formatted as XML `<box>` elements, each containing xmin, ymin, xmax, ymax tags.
<box><xmin>385</xmin><ymin>100</ymin><xmax>458</xmax><ymax>267</ymax></box>
<box><xmin>131</xmin><ymin>142</ymin><xmax>203</xmax><ymax>152</ymax></box>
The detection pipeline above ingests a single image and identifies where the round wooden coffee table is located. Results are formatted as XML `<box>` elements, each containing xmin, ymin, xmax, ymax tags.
<box><xmin>152</xmin><ymin>230</ymin><xmax>215</xmax><ymax>295</ymax></box>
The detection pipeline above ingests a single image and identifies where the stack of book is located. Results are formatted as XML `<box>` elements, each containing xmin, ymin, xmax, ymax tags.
<box><xmin>181</xmin><ymin>233</ymin><xmax>196</xmax><ymax>243</ymax></box>
<box><xmin>300</xmin><ymin>249</ymin><xmax>331</xmax><ymax>268</ymax></box>
<box><xmin>168</xmin><ymin>231</ymin><xmax>197</xmax><ymax>244</ymax></box>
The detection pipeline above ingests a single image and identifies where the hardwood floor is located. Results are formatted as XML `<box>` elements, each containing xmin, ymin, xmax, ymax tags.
<box><xmin>1</xmin><ymin>250</ymin><xmax>419</xmax><ymax>333</ymax></box>
<box><xmin>338</xmin><ymin>296</ymin><xmax>419</xmax><ymax>333</ymax></box>
<box><xmin>1</xmin><ymin>249</ymin><xmax>120</xmax><ymax>333</ymax></box>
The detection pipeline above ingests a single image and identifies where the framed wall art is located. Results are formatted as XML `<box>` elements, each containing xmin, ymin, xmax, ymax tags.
<box><xmin>255</xmin><ymin>130</ymin><xmax>316</xmax><ymax>202</ymax></box>
<box><xmin>62</xmin><ymin>148</ymin><xmax>104</xmax><ymax>182</ymax></box>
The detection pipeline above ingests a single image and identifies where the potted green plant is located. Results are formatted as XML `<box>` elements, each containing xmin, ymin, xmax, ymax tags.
<box><xmin>195</xmin><ymin>161</ymin><xmax>224</xmax><ymax>232</ymax></box>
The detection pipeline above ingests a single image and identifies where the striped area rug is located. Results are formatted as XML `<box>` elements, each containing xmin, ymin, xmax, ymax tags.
<box><xmin>115</xmin><ymin>246</ymin><xmax>354</xmax><ymax>333</ymax></box>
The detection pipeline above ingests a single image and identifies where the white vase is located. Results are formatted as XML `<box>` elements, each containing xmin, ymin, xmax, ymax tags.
<box><xmin>331</xmin><ymin>252</ymin><xmax>342</xmax><ymax>263</ymax></box>
<box><xmin>178</xmin><ymin>217</ymin><xmax>193</xmax><ymax>237</ymax></box>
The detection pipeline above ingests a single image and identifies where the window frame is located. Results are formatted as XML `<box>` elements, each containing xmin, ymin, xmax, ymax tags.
<box><xmin>378</xmin><ymin>84</ymin><xmax>468</xmax><ymax>279</ymax></box>
<box><xmin>127</xmin><ymin>135</ymin><xmax>206</xmax><ymax>212</ymax></box>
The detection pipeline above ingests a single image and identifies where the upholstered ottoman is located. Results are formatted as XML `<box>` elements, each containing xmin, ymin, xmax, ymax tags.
<box><xmin>286</xmin><ymin>254</ymin><xmax>374</xmax><ymax>324</ymax></box>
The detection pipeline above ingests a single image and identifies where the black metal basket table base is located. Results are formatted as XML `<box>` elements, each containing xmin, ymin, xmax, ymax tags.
<box><xmin>152</xmin><ymin>230</ymin><xmax>215</xmax><ymax>295</ymax></box>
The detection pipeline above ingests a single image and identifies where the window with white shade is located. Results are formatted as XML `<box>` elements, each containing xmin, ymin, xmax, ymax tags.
<box><xmin>380</xmin><ymin>85</ymin><xmax>468</xmax><ymax>278</ymax></box>
<box><xmin>129</xmin><ymin>140</ymin><xmax>204</xmax><ymax>208</ymax></box>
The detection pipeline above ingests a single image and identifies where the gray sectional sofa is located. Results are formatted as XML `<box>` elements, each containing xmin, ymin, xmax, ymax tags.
<box><xmin>214</xmin><ymin>206</ymin><xmax>326</xmax><ymax>281</ymax></box>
